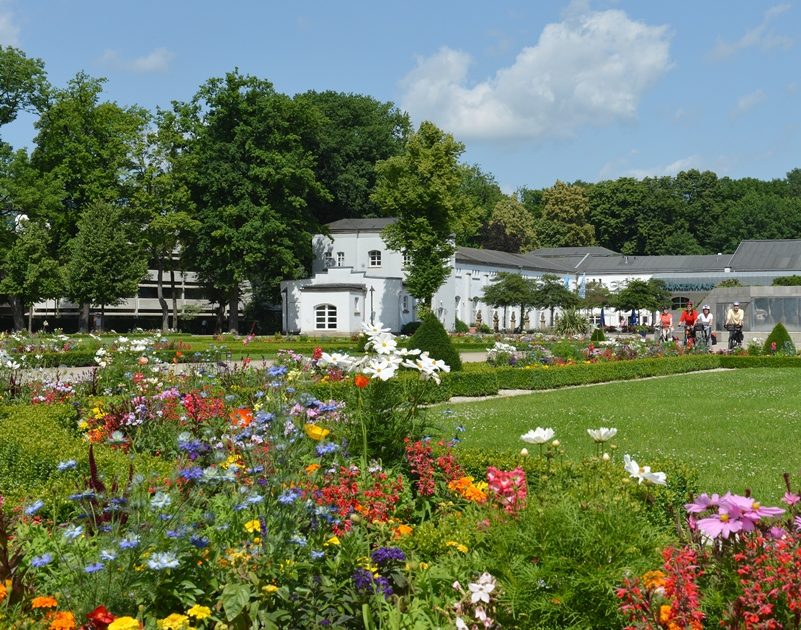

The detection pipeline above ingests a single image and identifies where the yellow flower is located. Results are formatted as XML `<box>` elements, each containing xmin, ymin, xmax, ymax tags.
<box><xmin>157</xmin><ymin>613</ymin><xmax>191</xmax><ymax>630</ymax></box>
<box><xmin>32</xmin><ymin>595</ymin><xmax>59</xmax><ymax>609</ymax></box>
<box><xmin>393</xmin><ymin>523</ymin><xmax>413</xmax><ymax>538</ymax></box>
<box><xmin>419</xmin><ymin>562</ymin><xmax>430</xmax><ymax>570</ymax></box>
<box><xmin>244</xmin><ymin>519</ymin><xmax>261</xmax><ymax>534</ymax></box>
<box><xmin>305</xmin><ymin>463</ymin><xmax>320</xmax><ymax>474</ymax></box>
<box><xmin>304</xmin><ymin>423</ymin><xmax>330</xmax><ymax>441</ymax></box>
<box><xmin>78</xmin><ymin>420</ymin><xmax>89</xmax><ymax>430</ymax></box>
<box><xmin>323</xmin><ymin>535</ymin><xmax>340</xmax><ymax>546</ymax></box>
<box><xmin>108</xmin><ymin>618</ymin><xmax>142</xmax><ymax>630</ymax></box>
<box><xmin>49</xmin><ymin>611</ymin><xmax>76</xmax><ymax>630</ymax></box>
<box><xmin>445</xmin><ymin>540</ymin><xmax>468</xmax><ymax>554</ymax></box>
<box><xmin>262</xmin><ymin>584</ymin><xmax>279</xmax><ymax>594</ymax></box>
<box><xmin>186</xmin><ymin>604</ymin><xmax>211</xmax><ymax>620</ymax></box>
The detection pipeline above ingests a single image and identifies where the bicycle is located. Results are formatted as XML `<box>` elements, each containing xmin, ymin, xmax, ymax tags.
<box><xmin>725</xmin><ymin>324</ymin><xmax>743</xmax><ymax>350</ymax></box>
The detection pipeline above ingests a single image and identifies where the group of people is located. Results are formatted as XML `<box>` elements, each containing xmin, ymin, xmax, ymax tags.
<box><xmin>658</xmin><ymin>301</ymin><xmax>745</xmax><ymax>348</ymax></box>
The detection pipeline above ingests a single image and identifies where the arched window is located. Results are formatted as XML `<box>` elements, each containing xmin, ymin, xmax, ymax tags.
<box><xmin>315</xmin><ymin>304</ymin><xmax>337</xmax><ymax>329</ymax></box>
<box><xmin>368</xmin><ymin>250</ymin><xmax>382</xmax><ymax>267</ymax></box>
<box><xmin>671</xmin><ymin>297</ymin><xmax>690</xmax><ymax>310</ymax></box>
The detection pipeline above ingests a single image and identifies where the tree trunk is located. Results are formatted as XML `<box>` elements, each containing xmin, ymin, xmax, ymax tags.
<box><xmin>228</xmin><ymin>287</ymin><xmax>239</xmax><ymax>333</ymax></box>
<box><xmin>99</xmin><ymin>304</ymin><xmax>105</xmax><ymax>332</ymax></box>
<box><xmin>10</xmin><ymin>296</ymin><xmax>24</xmax><ymax>331</ymax></box>
<box><xmin>79</xmin><ymin>303</ymin><xmax>90</xmax><ymax>333</ymax></box>
<box><xmin>215</xmin><ymin>302</ymin><xmax>225</xmax><ymax>334</ymax></box>
<box><xmin>156</xmin><ymin>258</ymin><xmax>169</xmax><ymax>333</ymax></box>
<box><xmin>27</xmin><ymin>302</ymin><xmax>33</xmax><ymax>333</ymax></box>
<box><xmin>170</xmin><ymin>267</ymin><xmax>179</xmax><ymax>332</ymax></box>
<box><xmin>550</xmin><ymin>306</ymin><xmax>555</xmax><ymax>327</ymax></box>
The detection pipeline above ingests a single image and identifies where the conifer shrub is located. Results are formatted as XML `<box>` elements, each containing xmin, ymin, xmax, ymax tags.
<box><xmin>454</xmin><ymin>317</ymin><xmax>469</xmax><ymax>333</ymax></box>
<box><xmin>763</xmin><ymin>322</ymin><xmax>796</xmax><ymax>354</ymax></box>
<box><xmin>400</xmin><ymin>321</ymin><xmax>422</xmax><ymax>336</ymax></box>
<box><xmin>590</xmin><ymin>327</ymin><xmax>606</xmax><ymax>342</ymax></box>
<box><xmin>407</xmin><ymin>313</ymin><xmax>463</xmax><ymax>371</ymax></box>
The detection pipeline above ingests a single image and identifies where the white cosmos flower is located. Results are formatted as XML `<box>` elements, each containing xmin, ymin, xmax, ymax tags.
<box><xmin>521</xmin><ymin>427</ymin><xmax>555</xmax><ymax>444</ymax></box>
<box><xmin>361</xmin><ymin>321</ymin><xmax>391</xmax><ymax>337</ymax></box>
<box><xmin>363</xmin><ymin>357</ymin><xmax>398</xmax><ymax>381</ymax></box>
<box><xmin>319</xmin><ymin>352</ymin><xmax>359</xmax><ymax>372</ymax></box>
<box><xmin>402</xmin><ymin>351</ymin><xmax>450</xmax><ymax>384</ymax></box>
<box><xmin>369</xmin><ymin>332</ymin><xmax>398</xmax><ymax>355</ymax></box>
<box><xmin>587</xmin><ymin>427</ymin><xmax>618</xmax><ymax>443</ymax></box>
<box><xmin>623</xmin><ymin>454</ymin><xmax>667</xmax><ymax>485</ymax></box>
<box><xmin>468</xmin><ymin>572</ymin><xmax>496</xmax><ymax>604</ymax></box>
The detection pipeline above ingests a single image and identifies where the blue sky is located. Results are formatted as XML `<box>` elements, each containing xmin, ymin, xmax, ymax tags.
<box><xmin>1</xmin><ymin>0</ymin><xmax>799</xmax><ymax>192</ymax></box>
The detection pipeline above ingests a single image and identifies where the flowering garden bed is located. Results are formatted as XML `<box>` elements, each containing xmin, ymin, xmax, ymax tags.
<box><xmin>1</xmin><ymin>326</ymin><xmax>801</xmax><ymax>628</ymax></box>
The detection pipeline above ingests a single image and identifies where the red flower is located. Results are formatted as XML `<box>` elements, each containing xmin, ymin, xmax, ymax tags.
<box><xmin>86</xmin><ymin>605</ymin><xmax>116</xmax><ymax>629</ymax></box>
<box><xmin>312</xmin><ymin>346</ymin><xmax>323</xmax><ymax>361</ymax></box>
<box><xmin>354</xmin><ymin>374</ymin><xmax>370</xmax><ymax>389</ymax></box>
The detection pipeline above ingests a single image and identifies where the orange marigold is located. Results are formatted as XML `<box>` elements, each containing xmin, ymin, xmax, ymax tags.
<box><xmin>642</xmin><ymin>569</ymin><xmax>666</xmax><ymax>591</ymax></box>
<box><xmin>354</xmin><ymin>374</ymin><xmax>370</xmax><ymax>389</ymax></box>
<box><xmin>49</xmin><ymin>611</ymin><xmax>77</xmax><ymax>629</ymax></box>
<box><xmin>230</xmin><ymin>408</ymin><xmax>254</xmax><ymax>428</ymax></box>
<box><xmin>32</xmin><ymin>595</ymin><xmax>59</xmax><ymax>609</ymax></box>
<box><xmin>659</xmin><ymin>604</ymin><xmax>672</xmax><ymax>625</ymax></box>
<box><xmin>393</xmin><ymin>524</ymin><xmax>413</xmax><ymax>538</ymax></box>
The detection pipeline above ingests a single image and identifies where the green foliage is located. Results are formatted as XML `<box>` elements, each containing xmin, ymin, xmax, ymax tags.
<box><xmin>407</xmin><ymin>313</ymin><xmax>463</xmax><ymax>371</ymax></box>
<box><xmin>614</xmin><ymin>278</ymin><xmax>668</xmax><ymax>312</ymax></box>
<box><xmin>538</xmin><ymin>180</ymin><xmax>595</xmax><ymax>247</ymax></box>
<box><xmin>481</xmin><ymin>195</ymin><xmax>538</xmax><ymax>253</ymax></box>
<box><xmin>590</xmin><ymin>327</ymin><xmax>606</xmax><ymax>342</ymax></box>
<box><xmin>772</xmin><ymin>275</ymin><xmax>801</xmax><ymax>286</ymax></box>
<box><xmin>373</xmin><ymin>121</ymin><xmax>465</xmax><ymax>306</ymax></box>
<box><xmin>454</xmin><ymin>317</ymin><xmax>469</xmax><ymax>333</ymax></box>
<box><xmin>763</xmin><ymin>322</ymin><xmax>796</xmax><ymax>354</ymax></box>
<box><xmin>531</xmin><ymin>274</ymin><xmax>579</xmax><ymax>316</ymax></box>
<box><xmin>717</xmin><ymin>278</ymin><xmax>742</xmax><ymax>288</ymax></box>
<box><xmin>400</xmin><ymin>320</ymin><xmax>422</xmax><ymax>336</ymax></box>
<box><xmin>0</xmin><ymin>45</ymin><xmax>50</xmax><ymax>127</ymax></box>
<box><xmin>554</xmin><ymin>309</ymin><xmax>590</xmax><ymax>336</ymax></box>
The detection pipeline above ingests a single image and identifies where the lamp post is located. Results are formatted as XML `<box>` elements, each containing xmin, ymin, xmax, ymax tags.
<box><xmin>281</xmin><ymin>287</ymin><xmax>288</xmax><ymax>335</ymax></box>
<box><xmin>369</xmin><ymin>286</ymin><xmax>375</xmax><ymax>325</ymax></box>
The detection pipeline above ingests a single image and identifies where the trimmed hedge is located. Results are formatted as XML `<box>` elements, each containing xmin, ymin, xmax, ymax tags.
<box><xmin>407</xmin><ymin>314</ymin><xmax>463</xmax><ymax>371</ymax></box>
<box><xmin>718</xmin><ymin>355</ymin><xmax>801</xmax><ymax>368</ymax></box>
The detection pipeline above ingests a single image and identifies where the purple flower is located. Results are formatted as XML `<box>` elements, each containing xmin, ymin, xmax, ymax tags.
<box><xmin>685</xmin><ymin>493</ymin><xmax>720</xmax><ymax>513</ymax></box>
<box><xmin>190</xmin><ymin>535</ymin><xmax>209</xmax><ymax>549</ymax></box>
<box><xmin>31</xmin><ymin>553</ymin><xmax>53</xmax><ymax>568</ymax></box>
<box><xmin>371</xmin><ymin>546</ymin><xmax>406</xmax><ymax>565</ymax></box>
<box><xmin>352</xmin><ymin>568</ymin><xmax>375</xmax><ymax>592</ymax></box>
<box><xmin>783</xmin><ymin>492</ymin><xmax>801</xmax><ymax>506</ymax></box>
<box><xmin>278</xmin><ymin>488</ymin><xmax>302</xmax><ymax>504</ymax></box>
<box><xmin>24</xmin><ymin>500</ymin><xmax>45</xmax><ymax>516</ymax></box>
<box><xmin>179</xmin><ymin>466</ymin><xmax>204</xmax><ymax>481</ymax></box>
<box><xmin>316</xmin><ymin>442</ymin><xmax>339</xmax><ymax>456</ymax></box>
<box><xmin>84</xmin><ymin>562</ymin><xmax>104</xmax><ymax>573</ymax></box>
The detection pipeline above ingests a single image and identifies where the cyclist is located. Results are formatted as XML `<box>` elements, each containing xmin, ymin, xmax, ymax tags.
<box><xmin>725</xmin><ymin>301</ymin><xmax>745</xmax><ymax>348</ymax></box>
<box><xmin>678</xmin><ymin>301</ymin><xmax>699</xmax><ymax>346</ymax></box>
<box><xmin>659</xmin><ymin>306</ymin><xmax>673</xmax><ymax>342</ymax></box>
<box><xmin>697</xmin><ymin>305</ymin><xmax>714</xmax><ymax>346</ymax></box>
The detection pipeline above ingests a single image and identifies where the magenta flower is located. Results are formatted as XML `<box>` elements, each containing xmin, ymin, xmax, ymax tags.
<box><xmin>696</xmin><ymin>507</ymin><xmax>745</xmax><ymax>539</ymax></box>
<box><xmin>685</xmin><ymin>493</ymin><xmax>720</xmax><ymax>513</ymax></box>
<box><xmin>794</xmin><ymin>515</ymin><xmax>801</xmax><ymax>531</ymax></box>
<box><xmin>783</xmin><ymin>492</ymin><xmax>801</xmax><ymax>506</ymax></box>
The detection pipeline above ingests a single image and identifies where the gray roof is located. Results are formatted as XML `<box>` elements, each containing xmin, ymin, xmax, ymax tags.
<box><xmin>530</xmin><ymin>246</ymin><xmax>619</xmax><ymax>257</ymax></box>
<box><xmin>456</xmin><ymin>247</ymin><xmax>574</xmax><ymax>273</ymax></box>
<box><xmin>325</xmin><ymin>218</ymin><xmax>396</xmax><ymax>232</ymax></box>
<box><xmin>728</xmin><ymin>240</ymin><xmax>801</xmax><ymax>271</ymax></box>
<box><xmin>574</xmin><ymin>254</ymin><xmax>732</xmax><ymax>274</ymax></box>
<box><xmin>301</xmin><ymin>283</ymin><xmax>366</xmax><ymax>292</ymax></box>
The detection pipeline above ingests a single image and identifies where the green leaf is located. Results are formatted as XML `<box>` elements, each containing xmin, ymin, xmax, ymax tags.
<box><xmin>222</xmin><ymin>582</ymin><xmax>252</xmax><ymax>621</ymax></box>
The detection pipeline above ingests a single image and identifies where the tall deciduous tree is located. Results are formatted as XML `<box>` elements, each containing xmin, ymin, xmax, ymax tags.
<box><xmin>453</xmin><ymin>163</ymin><xmax>504</xmax><ymax>247</ymax></box>
<box><xmin>0</xmin><ymin>219</ymin><xmax>62</xmax><ymax>331</ymax></box>
<box><xmin>66</xmin><ymin>202</ymin><xmax>148</xmax><ymax>329</ymax></box>
<box><xmin>177</xmin><ymin>71</ymin><xmax>329</xmax><ymax>332</ymax></box>
<box><xmin>482</xmin><ymin>272</ymin><xmax>537</xmax><ymax>330</ymax></box>
<box><xmin>372</xmin><ymin>121</ymin><xmax>465</xmax><ymax>309</ymax></box>
<box><xmin>538</xmin><ymin>180</ymin><xmax>596</xmax><ymax>247</ymax></box>
<box><xmin>293</xmin><ymin>90</ymin><xmax>410</xmax><ymax>224</ymax></box>
<box><xmin>0</xmin><ymin>45</ymin><xmax>49</xmax><ymax>128</ymax></box>
<box><xmin>481</xmin><ymin>196</ymin><xmax>538</xmax><ymax>253</ymax></box>
<box><xmin>531</xmin><ymin>274</ymin><xmax>579</xmax><ymax>326</ymax></box>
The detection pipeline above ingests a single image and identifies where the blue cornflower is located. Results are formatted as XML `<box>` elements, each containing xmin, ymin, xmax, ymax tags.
<box><xmin>254</xmin><ymin>390</ymin><xmax>265</xmax><ymax>399</ymax></box>
<box><xmin>69</xmin><ymin>491</ymin><xmax>96</xmax><ymax>502</ymax></box>
<box><xmin>224</xmin><ymin>394</ymin><xmax>236</xmax><ymax>402</ymax></box>
<box><xmin>316</xmin><ymin>442</ymin><xmax>340</xmax><ymax>456</ymax></box>
<box><xmin>254</xmin><ymin>411</ymin><xmax>273</xmax><ymax>424</ymax></box>
<box><xmin>190</xmin><ymin>535</ymin><xmax>209</xmax><ymax>549</ymax></box>
<box><xmin>247</xmin><ymin>465</ymin><xmax>265</xmax><ymax>475</ymax></box>
<box><xmin>84</xmin><ymin>562</ymin><xmax>104</xmax><ymax>574</ymax></box>
<box><xmin>24</xmin><ymin>500</ymin><xmax>45</xmax><ymax>516</ymax></box>
<box><xmin>278</xmin><ymin>488</ymin><xmax>302</xmax><ymax>504</ymax></box>
<box><xmin>150</xmin><ymin>492</ymin><xmax>172</xmax><ymax>510</ymax></box>
<box><xmin>179</xmin><ymin>466</ymin><xmax>204</xmax><ymax>481</ymax></box>
<box><xmin>147</xmin><ymin>551</ymin><xmax>179</xmax><ymax>570</ymax></box>
<box><xmin>167</xmin><ymin>527</ymin><xmax>189</xmax><ymax>539</ymax></box>
<box><xmin>267</xmin><ymin>365</ymin><xmax>288</xmax><ymax>377</ymax></box>
<box><xmin>57</xmin><ymin>460</ymin><xmax>77</xmax><ymax>471</ymax></box>
<box><xmin>290</xmin><ymin>534</ymin><xmax>307</xmax><ymax>547</ymax></box>
<box><xmin>63</xmin><ymin>525</ymin><xmax>84</xmax><ymax>541</ymax></box>
<box><xmin>310</xmin><ymin>550</ymin><xmax>325</xmax><ymax>560</ymax></box>
<box><xmin>118</xmin><ymin>534</ymin><xmax>140</xmax><ymax>549</ymax></box>
<box><xmin>31</xmin><ymin>553</ymin><xmax>53</xmax><ymax>567</ymax></box>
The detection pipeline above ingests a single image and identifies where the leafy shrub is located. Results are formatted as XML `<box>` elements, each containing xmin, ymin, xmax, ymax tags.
<box><xmin>772</xmin><ymin>275</ymin><xmax>801</xmax><ymax>286</ymax></box>
<box><xmin>407</xmin><ymin>313</ymin><xmax>463</xmax><ymax>371</ymax></box>
<box><xmin>549</xmin><ymin>340</ymin><xmax>585</xmax><ymax>363</ymax></box>
<box><xmin>554</xmin><ymin>309</ymin><xmax>589</xmax><ymax>336</ymax></box>
<box><xmin>717</xmin><ymin>278</ymin><xmax>742</xmax><ymax>287</ymax></box>
<box><xmin>400</xmin><ymin>321</ymin><xmax>422</xmax><ymax>336</ymax></box>
<box><xmin>454</xmin><ymin>317</ymin><xmax>470</xmax><ymax>333</ymax></box>
<box><xmin>590</xmin><ymin>327</ymin><xmax>606</xmax><ymax>342</ymax></box>
<box><xmin>763</xmin><ymin>322</ymin><xmax>796</xmax><ymax>354</ymax></box>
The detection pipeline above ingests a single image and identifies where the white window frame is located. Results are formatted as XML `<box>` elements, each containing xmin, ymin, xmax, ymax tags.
<box><xmin>315</xmin><ymin>304</ymin><xmax>337</xmax><ymax>330</ymax></box>
<box><xmin>336</xmin><ymin>252</ymin><xmax>345</xmax><ymax>266</ymax></box>
<box><xmin>368</xmin><ymin>250</ymin><xmax>382</xmax><ymax>267</ymax></box>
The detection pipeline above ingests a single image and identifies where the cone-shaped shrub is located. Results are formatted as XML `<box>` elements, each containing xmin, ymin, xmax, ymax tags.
<box><xmin>763</xmin><ymin>322</ymin><xmax>795</xmax><ymax>354</ymax></box>
<box><xmin>407</xmin><ymin>313</ymin><xmax>463</xmax><ymax>371</ymax></box>
<box><xmin>590</xmin><ymin>327</ymin><xmax>606</xmax><ymax>342</ymax></box>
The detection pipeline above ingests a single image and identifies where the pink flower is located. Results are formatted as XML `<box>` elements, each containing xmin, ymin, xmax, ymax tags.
<box><xmin>685</xmin><ymin>493</ymin><xmax>720</xmax><ymax>513</ymax></box>
<box><xmin>782</xmin><ymin>492</ymin><xmax>800</xmax><ymax>506</ymax></box>
<box><xmin>696</xmin><ymin>507</ymin><xmax>745</xmax><ymax>539</ymax></box>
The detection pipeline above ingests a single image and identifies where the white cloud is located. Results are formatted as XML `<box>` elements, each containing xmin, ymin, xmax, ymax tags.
<box><xmin>0</xmin><ymin>1</ymin><xmax>20</xmax><ymax>46</ymax></box>
<box><xmin>708</xmin><ymin>4</ymin><xmax>793</xmax><ymax>61</ymax></box>
<box><xmin>623</xmin><ymin>155</ymin><xmax>702</xmax><ymax>179</ymax></box>
<box><xmin>99</xmin><ymin>47</ymin><xmax>174</xmax><ymax>73</ymax></box>
<box><xmin>399</xmin><ymin>8</ymin><xmax>671</xmax><ymax>141</ymax></box>
<box><xmin>731</xmin><ymin>89</ymin><xmax>767</xmax><ymax>118</ymax></box>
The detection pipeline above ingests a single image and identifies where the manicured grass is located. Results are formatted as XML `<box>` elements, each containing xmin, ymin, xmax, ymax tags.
<box><xmin>435</xmin><ymin>368</ymin><xmax>801</xmax><ymax>503</ymax></box>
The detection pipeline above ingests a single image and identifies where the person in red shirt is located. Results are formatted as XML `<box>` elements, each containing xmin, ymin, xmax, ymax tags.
<box><xmin>659</xmin><ymin>306</ymin><xmax>673</xmax><ymax>342</ymax></box>
<box><xmin>678</xmin><ymin>301</ymin><xmax>699</xmax><ymax>346</ymax></box>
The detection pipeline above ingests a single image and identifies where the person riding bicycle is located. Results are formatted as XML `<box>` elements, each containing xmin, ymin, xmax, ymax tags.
<box><xmin>678</xmin><ymin>301</ymin><xmax>699</xmax><ymax>346</ymax></box>
<box><xmin>659</xmin><ymin>306</ymin><xmax>673</xmax><ymax>342</ymax></box>
<box><xmin>725</xmin><ymin>301</ymin><xmax>745</xmax><ymax>348</ymax></box>
<box><xmin>696</xmin><ymin>305</ymin><xmax>714</xmax><ymax>346</ymax></box>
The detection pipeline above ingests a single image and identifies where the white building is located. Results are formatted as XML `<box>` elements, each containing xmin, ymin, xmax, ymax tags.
<box><xmin>282</xmin><ymin>220</ymin><xmax>801</xmax><ymax>336</ymax></box>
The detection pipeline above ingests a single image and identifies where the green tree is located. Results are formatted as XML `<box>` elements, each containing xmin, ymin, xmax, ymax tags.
<box><xmin>66</xmin><ymin>202</ymin><xmax>148</xmax><ymax>330</ymax></box>
<box><xmin>613</xmin><ymin>278</ymin><xmax>669</xmax><ymax>313</ymax></box>
<box><xmin>0</xmin><ymin>45</ymin><xmax>49</xmax><ymax>128</ymax></box>
<box><xmin>0</xmin><ymin>219</ymin><xmax>62</xmax><ymax>331</ymax></box>
<box><xmin>372</xmin><ymin>121</ymin><xmax>465</xmax><ymax>309</ymax></box>
<box><xmin>177</xmin><ymin>71</ymin><xmax>329</xmax><ymax>332</ymax></box>
<box><xmin>453</xmin><ymin>163</ymin><xmax>504</xmax><ymax>247</ymax></box>
<box><xmin>581</xmin><ymin>280</ymin><xmax>612</xmax><ymax>310</ymax></box>
<box><xmin>294</xmin><ymin>90</ymin><xmax>410</xmax><ymax>224</ymax></box>
<box><xmin>532</xmin><ymin>274</ymin><xmax>579</xmax><ymax>326</ymax></box>
<box><xmin>538</xmin><ymin>180</ymin><xmax>596</xmax><ymax>247</ymax></box>
<box><xmin>482</xmin><ymin>272</ymin><xmax>537</xmax><ymax>330</ymax></box>
<box><xmin>772</xmin><ymin>275</ymin><xmax>801</xmax><ymax>286</ymax></box>
<box><xmin>480</xmin><ymin>196</ymin><xmax>538</xmax><ymax>253</ymax></box>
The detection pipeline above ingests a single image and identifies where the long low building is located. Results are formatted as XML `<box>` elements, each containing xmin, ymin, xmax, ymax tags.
<box><xmin>281</xmin><ymin>219</ymin><xmax>801</xmax><ymax>335</ymax></box>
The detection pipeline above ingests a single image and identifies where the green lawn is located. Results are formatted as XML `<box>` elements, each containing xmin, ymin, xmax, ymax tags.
<box><xmin>435</xmin><ymin>368</ymin><xmax>801</xmax><ymax>503</ymax></box>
